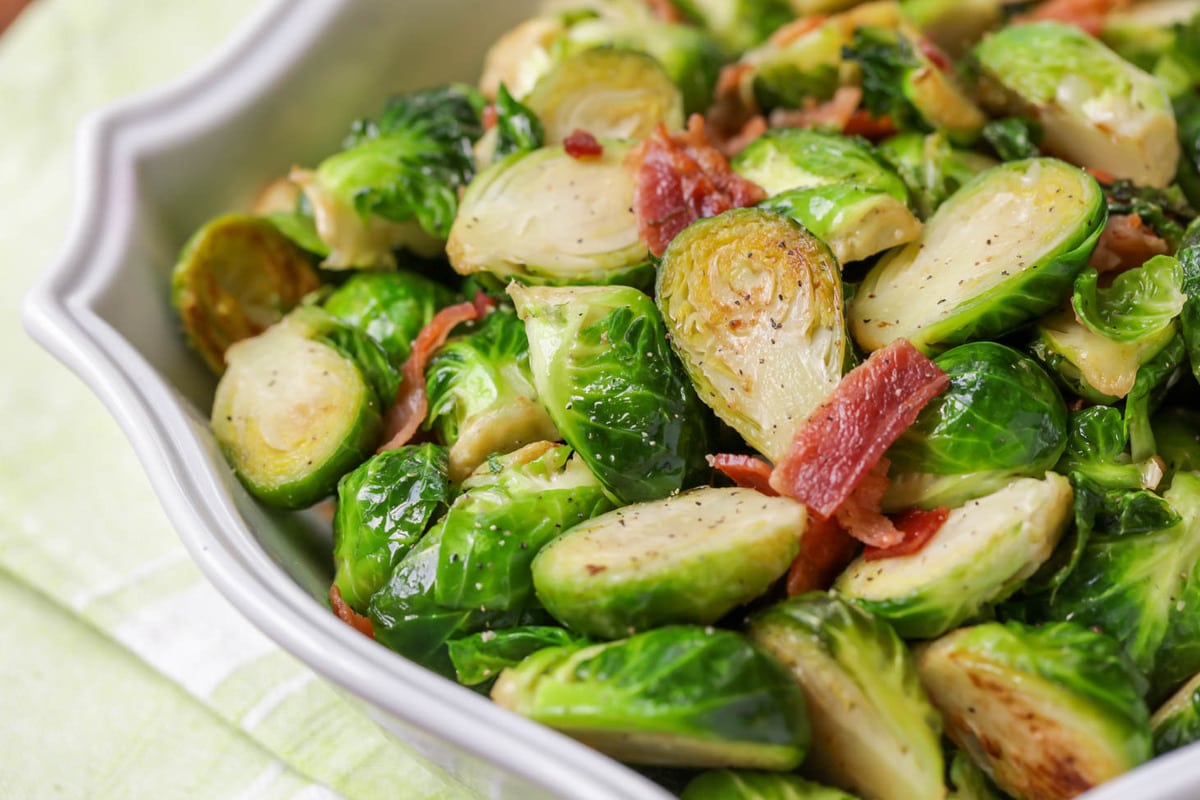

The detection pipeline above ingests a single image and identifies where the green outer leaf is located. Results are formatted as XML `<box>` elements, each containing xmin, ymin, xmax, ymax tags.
<box><xmin>875</xmin><ymin>131</ymin><xmax>995</xmax><ymax>220</ymax></box>
<box><xmin>980</xmin><ymin>116</ymin><xmax>1042</xmax><ymax>161</ymax></box>
<box><xmin>843</xmin><ymin>26</ymin><xmax>924</xmax><ymax>131</ymax></box>
<box><xmin>493</xmin><ymin>626</ymin><xmax>810</xmax><ymax>770</ymax></box>
<box><xmin>732</xmin><ymin>128</ymin><xmax>909</xmax><ymax>201</ymax></box>
<box><xmin>493</xmin><ymin>83</ymin><xmax>544</xmax><ymax>159</ymax></box>
<box><xmin>332</xmin><ymin>444</ymin><xmax>452</xmax><ymax>612</ymax></box>
<box><xmin>510</xmin><ymin>284</ymin><xmax>712</xmax><ymax>504</ymax></box>
<box><xmin>1123</xmin><ymin>332</ymin><xmax>1187</xmax><ymax>461</ymax></box>
<box><xmin>1072</xmin><ymin>256</ymin><xmax>1186</xmax><ymax>343</ymax></box>
<box><xmin>447</xmin><ymin>626</ymin><xmax>584</xmax><ymax>687</ymax></box>
<box><xmin>681</xmin><ymin>770</ymin><xmax>861</xmax><ymax>799</ymax></box>
<box><xmin>323</xmin><ymin>270</ymin><xmax>456</xmax><ymax>364</ymax></box>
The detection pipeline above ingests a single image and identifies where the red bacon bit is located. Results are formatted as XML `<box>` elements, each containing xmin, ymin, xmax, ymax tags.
<box><xmin>917</xmin><ymin>36</ymin><xmax>952</xmax><ymax>72</ymax></box>
<box><xmin>481</xmin><ymin>103</ymin><xmax>498</xmax><ymax>131</ymax></box>
<box><xmin>330</xmin><ymin>585</ymin><xmax>375</xmax><ymax>639</ymax></box>
<box><xmin>709</xmin><ymin>453</ymin><xmax>778</xmax><ymax>496</ymax></box>
<box><xmin>1085</xmin><ymin>166</ymin><xmax>1117</xmax><ymax>184</ymax></box>
<box><xmin>769</xmin><ymin>86</ymin><xmax>864</xmax><ymax>134</ymax></box>
<box><xmin>631</xmin><ymin>115</ymin><xmax>767</xmax><ymax>257</ymax></box>
<box><xmin>786</xmin><ymin>515</ymin><xmax>859</xmax><ymax>596</ymax></box>
<box><xmin>863</xmin><ymin>506</ymin><xmax>951</xmax><ymax>561</ymax></box>
<box><xmin>768</xmin><ymin>338</ymin><xmax>950</xmax><ymax>533</ymax></box>
<box><xmin>564</xmin><ymin>129</ymin><xmax>603</xmax><ymax>159</ymax></box>
<box><xmin>834</xmin><ymin>458</ymin><xmax>902</xmax><ymax>548</ymax></box>
<box><xmin>1089</xmin><ymin>213</ymin><xmax>1170</xmax><ymax>273</ymax></box>
<box><xmin>719</xmin><ymin>115</ymin><xmax>769</xmax><ymax>158</ymax></box>
<box><xmin>1016</xmin><ymin>0</ymin><xmax>1128</xmax><ymax>36</ymax></box>
<box><xmin>378</xmin><ymin>301</ymin><xmax>479</xmax><ymax>452</ymax></box>
<box><xmin>842</xmin><ymin>109</ymin><xmax>897</xmax><ymax>142</ymax></box>
<box><xmin>471</xmin><ymin>290</ymin><xmax>497</xmax><ymax>318</ymax></box>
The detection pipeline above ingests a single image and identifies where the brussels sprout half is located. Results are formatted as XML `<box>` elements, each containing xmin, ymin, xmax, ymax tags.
<box><xmin>524</xmin><ymin>48</ymin><xmax>683</xmax><ymax>144</ymax></box>
<box><xmin>447</xmin><ymin>142</ymin><xmax>651</xmax><ymax>287</ymax></box>
<box><xmin>849</xmin><ymin>158</ymin><xmax>1105</xmax><ymax>353</ymax></box>
<box><xmin>331</xmin><ymin>444</ymin><xmax>452</xmax><ymax>612</ymax></box>
<box><xmin>748</xmin><ymin>593</ymin><xmax>945</xmax><ymax>800</ymax></box>
<box><xmin>210</xmin><ymin>306</ymin><xmax>396</xmax><ymax>509</ymax></box>
<box><xmin>322</xmin><ymin>270</ymin><xmax>457</xmax><ymax>364</ymax></box>
<box><xmin>901</xmin><ymin>0</ymin><xmax>1003</xmax><ymax>59</ymax></box>
<box><xmin>509</xmin><ymin>283</ymin><xmax>712</xmax><ymax>505</ymax></box>
<box><xmin>883</xmin><ymin>342</ymin><xmax>1069</xmax><ymax>510</ymax></box>
<box><xmin>491</xmin><ymin>625</ymin><xmax>810</xmax><ymax>770</ymax></box>
<box><xmin>657</xmin><ymin>208</ymin><xmax>846</xmax><ymax>463</ymax></box>
<box><xmin>533</xmin><ymin>487</ymin><xmax>804</xmax><ymax>639</ymax></box>
<box><xmin>681</xmin><ymin>770</ymin><xmax>861</xmax><ymax>800</ymax></box>
<box><xmin>970</xmin><ymin>21</ymin><xmax>1180</xmax><ymax>188</ymax></box>
<box><xmin>368</xmin><ymin>443</ymin><xmax>613</xmax><ymax>675</ymax></box>
<box><xmin>837</xmin><ymin>473</ymin><xmax>1072</xmax><ymax>639</ymax></box>
<box><xmin>916</xmin><ymin>621</ymin><xmax>1152</xmax><ymax>800</ymax></box>
<box><xmin>170</xmin><ymin>213</ymin><xmax>321</xmax><ymax>375</ymax></box>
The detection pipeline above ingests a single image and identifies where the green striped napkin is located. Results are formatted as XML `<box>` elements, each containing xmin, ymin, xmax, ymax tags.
<box><xmin>0</xmin><ymin>1</ymin><xmax>476</xmax><ymax>797</ymax></box>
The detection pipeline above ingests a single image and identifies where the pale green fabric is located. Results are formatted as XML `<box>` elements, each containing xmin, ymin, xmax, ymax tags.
<box><xmin>0</xmin><ymin>1</ymin><xmax>474</xmax><ymax>798</ymax></box>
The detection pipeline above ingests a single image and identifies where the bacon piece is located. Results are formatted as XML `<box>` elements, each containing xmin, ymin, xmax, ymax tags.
<box><xmin>769</xmin><ymin>338</ymin><xmax>950</xmax><ymax>528</ymax></box>
<box><xmin>719</xmin><ymin>115</ymin><xmax>769</xmax><ymax>158</ymax></box>
<box><xmin>1085</xmin><ymin>166</ymin><xmax>1117</xmax><ymax>184</ymax></box>
<box><xmin>378</xmin><ymin>301</ymin><xmax>479</xmax><ymax>452</ymax></box>
<box><xmin>863</xmin><ymin>507</ymin><xmax>951</xmax><ymax>561</ymax></box>
<box><xmin>330</xmin><ymin>585</ymin><xmax>375</xmax><ymax>639</ymax></box>
<box><xmin>564</xmin><ymin>129</ymin><xmax>603</xmax><ymax>159</ymax></box>
<box><xmin>709</xmin><ymin>453</ymin><xmax>778</xmax><ymax>496</ymax></box>
<box><xmin>481</xmin><ymin>103</ymin><xmax>498</xmax><ymax>131</ymax></box>
<box><xmin>786</xmin><ymin>515</ymin><xmax>859</xmax><ymax>595</ymax></box>
<box><xmin>471</xmin><ymin>289</ymin><xmax>497</xmax><ymax>318</ymax></box>
<box><xmin>1016</xmin><ymin>0</ymin><xmax>1128</xmax><ymax>36</ymax></box>
<box><xmin>1089</xmin><ymin>213</ymin><xmax>1170</xmax><ymax>273</ymax></box>
<box><xmin>842</xmin><ymin>109</ymin><xmax>897</xmax><ymax>142</ymax></box>
<box><xmin>630</xmin><ymin>115</ymin><xmax>767</xmax><ymax>257</ymax></box>
<box><xmin>834</xmin><ymin>458</ymin><xmax>902</xmax><ymax>548</ymax></box>
<box><xmin>916</xmin><ymin>36</ymin><xmax>952</xmax><ymax>72</ymax></box>
<box><xmin>769</xmin><ymin>86</ymin><xmax>864</xmax><ymax>133</ymax></box>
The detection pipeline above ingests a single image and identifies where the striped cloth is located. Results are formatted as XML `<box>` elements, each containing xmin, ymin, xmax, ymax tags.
<box><xmin>0</xmin><ymin>1</ymin><xmax>476</xmax><ymax>798</ymax></box>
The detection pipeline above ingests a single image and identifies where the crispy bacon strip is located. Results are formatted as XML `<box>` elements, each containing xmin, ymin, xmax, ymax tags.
<box><xmin>1016</xmin><ymin>0</ymin><xmax>1128</xmax><ymax>36</ymax></box>
<box><xmin>564</xmin><ymin>129</ymin><xmax>604</xmax><ymax>158</ymax></box>
<box><xmin>769</xmin><ymin>338</ymin><xmax>949</xmax><ymax>533</ymax></box>
<box><xmin>769</xmin><ymin>86</ymin><xmax>864</xmax><ymax>133</ymax></box>
<box><xmin>330</xmin><ymin>585</ymin><xmax>374</xmax><ymax>638</ymax></box>
<box><xmin>630</xmin><ymin>115</ymin><xmax>767</xmax><ymax>257</ymax></box>
<box><xmin>863</xmin><ymin>507</ymin><xmax>951</xmax><ymax>561</ymax></box>
<box><xmin>833</xmin><ymin>458</ymin><xmax>902</xmax><ymax>548</ymax></box>
<box><xmin>709</xmin><ymin>453</ymin><xmax>777</xmax><ymax>496</ymax></box>
<box><xmin>471</xmin><ymin>290</ymin><xmax>497</xmax><ymax>318</ymax></box>
<box><xmin>786</xmin><ymin>515</ymin><xmax>859</xmax><ymax>596</ymax></box>
<box><xmin>378</xmin><ymin>301</ymin><xmax>478</xmax><ymax>452</ymax></box>
<box><xmin>1088</xmin><ymin>213</ymin><xmax>1170</xmax><ymax>273</ymax></box>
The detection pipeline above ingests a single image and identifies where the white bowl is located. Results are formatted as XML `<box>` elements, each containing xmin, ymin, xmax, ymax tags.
<box><xmin>21</xmin><ymin>2</ymin><xmax>1200</xmax><ymax>798</ymax></box>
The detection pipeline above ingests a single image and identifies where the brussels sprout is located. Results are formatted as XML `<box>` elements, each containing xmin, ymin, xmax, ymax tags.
<box><xmin>883</xmin><ymin>342</ymin><xmax>1069</xmax><ymax>510</ymax></box>
<box><xmin>491</xmin><ymin>625</ymin><xmax>810</xmax><ymax>769</ymax></box>
<box><xmin>849</xmin><ymin>158</ymin><xmax>1106</xmax><ymax>353</ymax></box>
<box><xmin>681</xmin><ymin>770</ymin><xmax>861</xmax><ymax>800</ymax></box>
<box><xmin>901</xmin><ymin>0</ymin><xmax>1003</xmax><ymax>59</ymax></box>
<box><xmin>1072</xmin><ymin>256</ymin><xmax>1186</xmax><ymax>343</ymax></box>
<box><xmin>759</xmin><ymin>184</ymin><xmax>922</xmax><ymax>265</ymax></box>
<box><xmin>916</xmin><ymin>621</ymin><xmax>1152</xmax><ymax>800</ymax></box>
<box><xmin>210</xmin><ymin>306</ymin><xmax>396</xmax><ymax>509</ymax></box>
<box><xmin>292</xmin><ymin>85</ymin><xmax>484</xmax><ymax>269</ymax></box>
<box><xmin>509</xmin><ymin>283</ymin><xmax>712</xmax><ymax>504</ymax></box>
<box><xmin>748</xmin><ymin>593</ymin><xmax>945</xmax><ymax>800</ymax></box>
<box><xmin>1054</xmin><ymin>405</ymin><xmax>1167</xmax><ymax>492</ymax></box>
<box><xmin>331</xmin><ymin>444</ymin><xmax>452</xmax><ymax>612</ymax></box>
<box><xmin>368</xmin><ymin>443</ymin><xmax>613</xmax><ymax>675</ymax></box>
<box><xmin>322</xmin><ymin>270</ymin><xmax>456</xmax><ymax>364</ymax></box>
<box><xmin>970</xmin><ymin>21</ymin><xmax>1180</xmax><ymax>187</ymax></box>
<box><xmin>170</xmin><ymin>213</ymin><xmax>321</xmax><ymax>375</ymax></box>
<box><xmin>836</xmin><ymin>473</ymin><xmax>1072</xmax><ymax>639</ymax></box>
<box><xmin>1151</xmin><ymin>669</ymin><xmax>1200</xmax><ymax>755</ymax></box>
<box><xmin>875</xmin><ymin>131</ymin><xmax>995</xmax><ymax>219</ymax></box>
<box><xmin>844</xmin><ymin>25</ymin><xmax>986</xmax><ymax>143</ymax></box>
<box><xmin>671</xmin><ymin>0</ymin><xmax>794</xmax><ymax>54</ymax></box>
<box><xmin>533</xmin><ymin>487</ymin><xmax>804</xmax><ymax>639</ymax></box>
<box><xmin>424</xmin><ymin>310</ymin><xmax>559</xmax><ymax>482</ymax></box>
<box><xmin>524</xmin><ymin>49</ymin><xmax>683</xmax><ymax>143</ymax></box>
<box><xmin>1040</xmin><ymin>471</ymin><xmax>1200</xmax><ymax>704</ymax></box>
<box><xmin>657</xmin><ymin>209</ymin><xmax>846</xmax><ymax>463</ymax></box>
<box><xmin>479</xmin><ymin>14</ymin><xmax>571</xmax><ymax>101</ymax></box>
<box><xmin>1100</xmin><ymin>0</ymin><xmax>1200</xmax><ymax>76</ymax></box>
<box><xmin>447</xmin><ymin>142</ymin><xmax>651</xmax><ymax>287</ymax></box>
<box><xmin>447</xmin><ymin>625</ymin><xmax>586</xmax><ymax>688</ymax></box>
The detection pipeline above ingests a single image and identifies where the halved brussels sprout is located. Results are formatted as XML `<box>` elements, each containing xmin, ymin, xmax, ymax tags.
<box><xmin>170</xmin><ymin>213</ymin><xmax>321</xmax><ymax>375</ymax></box>
<box><xmin>533</xmin><ymin>486</ymin><xmax>804</xmax><ymax>639</ymax></box>
<box><xmin>491</xmin><ymin>625</ymin><xmax>810</xmax><ymax>769</ymax></box>
<box><xmin>1102</xmin><ymin>1</ymin><xmax>1200</xmax><ymax>97</ymax></box>
<box><xmin>759</xmin><ymin>185</ymin><xmax>922</xmax><ymax>265</ymax></box>
<box><xmin>1041</xmin><ymin>471</ymin><xmax>1200</xmax><ymax>704</ymax></box>
<box><xmin>844</xmin><ymin>24</ymin><xmax>986</xmax><ymax>143</ymax></box>
<box><xmin>883</xmin><ymin>342</ymin><xmax>1069</xmax><ymax>510</ymax></box>
<box><xmin>322</xmin><ymin>270</ymin><xmax>456</xmax><ymax>364</ymax></box>
<box><xmin>367</xmin><ymin>443</ymin><xmax>612</xmax><ymax>675</ymax></box>
<box><xmin>509</xmin><ymin>283</ymin><xmax>712</xmax><ymax>504</ymax></box>
<box><xmin>681</xmin><ymin>770</ymin><xmax>861</xmax><ymax>800</ymax></box>
<box><xmin>424</xmin><ymin>309</ymin><xmax>560</xmax><ymax>482</ymax></box>
<box><xmin>479</xmin><ymin>14</ymin><xmax>570</xmax><ymax>101</ymax></box>
<box><xmin>1072</xmin><ymin>256</ymin><xmax>1186</xmax><ymax>344</ymax></box>
<box><xmin>331</xmin><ymin>444</ymin><xmax>452</xmax><ymax>612</ymax></box>
<box><xmin>748</xmin><ymin>593</ymin><xmax>945</xmax><ymax>800</ymax></box>
<box><xmin>1152</xmin><ymin>669</ymin><xmax>1200</xmax><ymax>755</ymax></box>
<box><xmin>875</xmin><ymin>130</ymin><xmax>995</xmax><ymax>220</ymax></box>
<box><xmin>836</xmin><ymin>473</ymin><xmax>1072</xmax><ymax>639</ymax></box>
<box><xmin>657</xmin><ymin>208</ymin><xmax>846</xmax><ymax>463</ymax></box>
<box><xmin>916</xmin><ymin>621</ymin><xmax>1152</xmax><ymax>800</ymax></box>
<box><xmin>849</xmin><ymin>158</ymin><xmax>1106</xmax><ymax>353</ymax></box>
<box><xmin>970</xmin><ymin>21</ymin><xmax>1180</xmax><ymax>187</ymax></box>
<box><xmin>447</xmin><ymin>625</ymin><xmax>586</xmax><ymax>688</ymax></box>
<box><xmin>210</xmin><ymin>306</ymin><xmax>396</xmax><ymax>509</ymax></box>
<box><xmin>447</xmin><ymin>142</ymin><xmax>651</xmax><ymax>287</ymax></box>
<box><xmin>524</xmin><ymin>49</ymin><xmax>683</xmax><ymax>143</ymax></box>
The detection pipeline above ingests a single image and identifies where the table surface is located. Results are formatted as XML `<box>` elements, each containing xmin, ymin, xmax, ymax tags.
<box><xmin>0</xmin><ymin>2</ymin><xmax>474</xmax><ymax>797</ymax></box>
